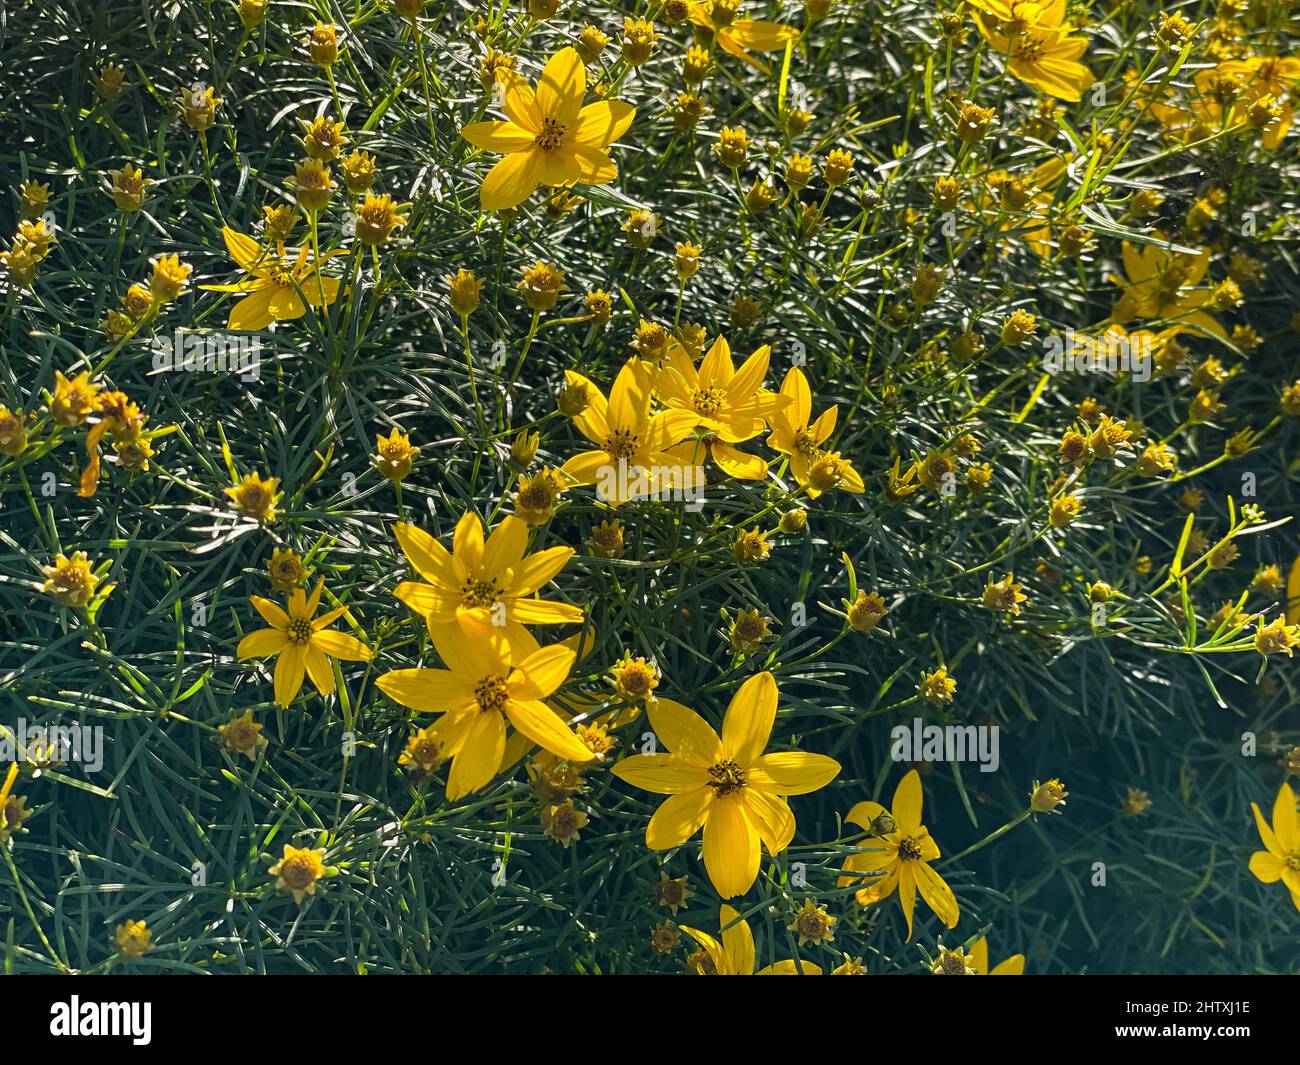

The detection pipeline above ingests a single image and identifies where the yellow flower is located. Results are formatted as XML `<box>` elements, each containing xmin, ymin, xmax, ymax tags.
<box><xmin>973</xmin><ymin>7</ymin><xmax>1093</xmax><ymax>102</ymax></box>
<box><xmin>267</xmin><ymin>547</ymin><xmax>306</xmax><ymax>592</ymax></box>
<box><xmin>788</xmin><ymin>898</ymin><xmax>836</xmax><ymax>945</ymax></box>
<box><xmin>390</xmin><ymin>514</ymin><xmax>582</xmax><ymax>656</ymax></box>
<box><xmin>982</xmin><ymin>573</ymin><xmax>1027</xmax><ymax>615</ymax></box>
<box><xmin>541</xmin><ymin>799</ymin><xmax>589</xmax><ymax>846</ymax></box>
<box><xmin>839</xmin><ymin>769</ymin><xmax>960</xmax><ymax>937</ymax></box>
<box><xmin>654</xmin><ymin>872</ymin><xmax>694</xmax><ymax>914</ymax></box>
<box><xmin>687</xmin><ymin>2</ymin><xmax>800</xmax><ymax>74</ymax></box>
<box><xmin>768</xmin><ymin>367</ymin><xmax>863</xmax><ymax>496</ymax></box>
<box><xmin>269</xmin><ymin>844</ymin><xmax>327</xmax><ymax>904</ymax></box>
<box><xmin>621</xmin><ymin>16</ymin><xmax>658</xmax><ymax>66</ymax></box>
<box><xmin>0</xmin><ymin>405</ymin><xmax>29</xmax><ymax>456</ymax></box>
<box><xmin>1248</xmin><ymin>781</ymin><xmax>1300</xmax><ymax>912</ymax></box>
<box><xmin>1049</xmin><ymin>492</ymin><xmax>1082</xmax><ymax>528</ymax></box>
<box><xmin>219</xmin><ymin>710</ymin><xmax>268</xmax><ymax>761</ymax></box>
<box><xmin>49</xmin><ymin>369</ymin><xmax>102</xmax><ymax>428</ymax></box>
<box><xmin>115</xmin><ymin>920</ymin><xmax>153</xmax><ymax>959</ymax></box>
<box><xmin>970</xmin><ymin>935</ymin><xmax>1025</xmax><ymax>974</ymax></box>
<box><xmin>729</xmin><ymin>608</ymin><xmax>772</xmax><ymax>654</ymax></box>
<box><xmin>42</xmin><ymin>551</ymin><xmax>99</xmax><ymax>608</ymax></box>
<box><xmin>374</xmin><ymin>427</ymin><xmax>417</xmax><ymax>482</ymax></box>
<box><xmin>518</xmin><ymin>260</ymin><xmax>564</xmax><ymax>311</ymax></box>
<box><xmin>655</xmin><ymin>335</ymin><xmax>787</xmax><ymax>481</ymax></box>
<box><xmin>611</xmin><ymin>672</ymin><xmax>841</xmax><ymax>898</ymax></box>
<box><xmin>1108</xmin><ymin>239</ymin><xmax>1224</xmax><ymax>339</ymax></box>
<box><xmin>931</xmin><ymin>946</ymin><xmax>977</xmax><ymax>974</ymax></box>
<box><xmin>447</xmin><ymin>268</ymin><xmax>483</xmax><ymax>316</ymax></box>
<box><xmin>399</xmin><ymin>724</ymin><xmax>446</xmax><ymax>773</ymax></box>
<box><xmin>306</xmin><ymin>22</ymin><xmax>340</xmax><ymax>67</ymax></box>
<box><xmin>1215</xmin><ymin>56</ymin><xmax>1300</xmax><ymax>149</ymax></box>
<box><xmin>237</xmin><ymin>581</ymin><xmax>373</xmax><ymax>707</ymax></box>
<box><xmin>377</xmin><ymin>617</ymin><xmax>594</xmax><ymax>799</ymax></box>
<box><xmin>847</xmin><ymin>590</ymin><xmax>887</xmax><ymax>631</ymax></box>
<box><xmin>226</xmin><ymin>471</ymin><xmax>280</xmax><ymax>522</ymax></box>
<box><xmin>681</xmin><ymin>905</ymin><xmax>822</xmax><ymax>974</ymax></box>
<box><xmin>460</xmin><ymin>47</ymin><xmax>636</xmax><ymax>211</ymax></box>
<box><xmin>1030</xmin><ymin>777</ymin><xmax>1068</xmax><ymax>812</ymax></box>
<box><xmin>179</xmin><ymin>83</ymin><xmax>221</xmax><ymax>130</ymax></box>
<box><xmin>354</xmin><ymin>192</ymin><xmax>406</xmax><ymax>246</ymax></box>
<box><xmin>1253</xmin><ymin>615</ymin><xmax>1300</xmax><ymax>656</ymax></box>
<box><xmin>920</xmin><ymin>664</ymin><xmax>957</xmax><ymax>703</ymax></box>
<box><xmin>513</xmin><ymin>468</ymin><xmax>566</xmax><ymax>526</ymax></box>
<box><xmin>109</xmin><ymin>164</ymin><xmax>150</xmax><ymax>212</ymax></box>
<box><xmin>200</xmin><ymin>226</ymin><xmax>341</xmax><ymax>332</ymax></box>
<box><xmin>559</xmin><ymin>357</ymin><xmax>700</xmax><ymax>505</ymax></box>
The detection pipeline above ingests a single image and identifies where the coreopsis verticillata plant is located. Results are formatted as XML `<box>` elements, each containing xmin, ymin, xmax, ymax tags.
<box><xmin>680</xmin><ymin>905</ymin><xmax>822</xmax><ymax>975</ymax></box>
<box><xmin>460</xmin><ymin>47</ymin><xmax>635</xmax><ymax>211</ymax></box>
<box><xmin>389</xmin><ymin>514</ymin><xmax>582</xmax><ymax>656</ymax></box>
<box><xmin>200</xmin><ymin>226</ymin><xmax>341</xmax><ymax>330</ymax></box>
<box><xmin>237</xmin><ymin>581</ymin><xmax>373</xmax><ymax>707</ymax></box>
<box><xmin>376</xmin><ymin>617</ymin><xmax>594</xmax><ymax>799</ymax></box>
<box><xmin>611</xmin><ymin>672</ymin><xmax>840</xmax><ymax>898</ymax></box>
<box><xmin>839</xmin><ymin>770</ymin><xmax>960</xmax><ymax>938</ymax></box>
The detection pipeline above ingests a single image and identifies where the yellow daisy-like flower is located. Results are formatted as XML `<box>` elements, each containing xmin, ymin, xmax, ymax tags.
<box><xmin>460</xmin><ymin>47</ymin><xmax>636</xmax><ymax>211</ymax></box>
<box><xmin>767</xmin><ymin>367</ymin><xmax>863</xmax><ymax>496</ymax></box>
<box><xmin>1108</xmin><ymin>239</ymin><xmax>1225</xmax><ymax>340</ymax></box>
<box><xmin>236</xmin><ymin>580</ymin><xmax>373</xmax><ymax>707</ymax></box>
<box><xmin>839</xmin><ymin>769</ymin><xmax>961</xmax><ymax>938</ymax></box>
<box><xmin>559</xmin><ymin>357</ymin><xmax>701</xmax><ymax>505</ymax></box>
<box><xmin>269</xmin><ymin>844</ymin><xmax>327</xmax><ymax>904</ymax></box>
<box><xmin>376</xmin><ymin>617</ymin><xmax>594</xmax><ymax>800</ymax></box>
<box><xmin>1248</xmin><ymin>781</ymin><xmax>1300</xmax><ymax>912</ymax></box>
<box><xmin>687</xmin><ymin>2</ymin><xmax>801</xmax><ymax>75</ymax></box>
<box><xmin>972</xmin><ymin>5</ymin><xmax>1093</xmax><ymax>102</ymax></box>
<box><xmin>611</xmin><ymin>672</ymin><xmax>841</xmax><ymax>898</ymax></box>
<box><xmin>656</xmin><ymin>335</ymin><xmax>788</xmax><ymax>480</ymax></box>
<box><xmin>1215</xmin><ymin>55</ymin><xmax>1300</xmax><ymax>149</ymax></box>
<box><xmin>199</xmin><ymin>226</ymin><xmax>341</xmax><ymax>332</ymax></box>
<box><xmin>970</xmin><ymin>935</ymin><xmax>1025</xmax><ymax>974</ymax></box>
<box><xmin>680</xmin><ymin>904</ymin><xmax>822</xmax><ymax>975</ymax></box>
<box><xmin>390</xmin><ymin>514</ymin><xmax>582</xmax><ymax>657</ymax></box>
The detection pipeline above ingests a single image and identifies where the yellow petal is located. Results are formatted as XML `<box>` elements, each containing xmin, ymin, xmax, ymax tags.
<box><xmin>572</xmin><ymin>100</ymin><xmax>635</xmax><ymax>148</ymax></box>
<box><xmin>742</xmin><ymin>788</ymin><xmax>796</xmax><ymax>856</ymax></box>
<box><xmin>510</xmin><ymin>597</ymin><xmax>583</xmax><ymax>625</ymax></box>
<box><xmin>480</xmin><ymin>150</ymin><xmax>542</xmax><ymax>211</ymax></box>
<box><xmin>249</xmin><ymin>596</ymin><xmax>288</xmax><ymax>629</ymax></box>
<box><xmin>719</xmin><ymin>904</ymin><xmax>756</xmax><ymax>975</ymax></box>
<box><xmin>892</xmin><ymin>769</ymin><xmax>924</xmax><ymax>834</ymax></box>
<box><xmin>612</xmin><ymin>753</ymin><xmax>709</xmax><ymax>794</ymax></box>
<box><xmin>304</xmin><ymin>645</ymin><xmax>335</xmax><ymax>696</ymax></box>
<box><xmin>645</xmin><ymin>787</ymin><xmax>713</xmax><ymax>849</ymax></box>
<box><xmin>395</xmin><ymin>522</ymin><xmax>457</xmax><ymax>588</ymax></box>
<box><xmin>482</xmin><ymin>515</ymin><xmax>529</xmax><ymax>577</ymax></box>
<box><xmin>647</xmin><ymin>698</ymin><xmax>723</xmax><ymax>766</ymax></box>
<box><xmin>748</xmin><ymin>752</ymin><xmax>841</xmax><ymax>795</ymax></box>
<box><xmin>461</xmin><ymin>119</ymin><xmax>535</xmax><ymax>153</ymax></box>
<box><xmin>1273</xmin><ymin>782</ymin><xmax>1297</xmax><ymax>851</ymax></box>
<box><xmin>702</xmin><ymin>797</ymin><xmax>761</xmax><ymax>898</ymax></box>
<box><xmin>720</xmin><ymin>671</ymin><xmax>778</xmax><ymax>767</ymax></box>
<box><xmin>913</xmin><ymin>859</ymin><xmax>960</xmax><ymax>929</ymax></box>
<box><xmin>237</xmin><ymin>627</ymin><xmax>289</xmax><ymax>659</ymax></box>
<box><xmin>510</xmin><ymin>545</ymin><xmax>574</xmax><ymax>595</ymax></box>
<box><xmin>227</xmin><ymin>286</ymin><xmax>276</xmax><ymax>332</ymax></box>
<box><xmin>510</xmin><ymin>644</ymin><xmax>576</xmax><ymax>700</ymax></box>
<box><xmin>536</xmin><ymin>46</ymin><xmax>585</xmax><ymax>125</ymax></box>
<box><xmin>222</xmin><ymin>226</ymin><xmax>264</xmax><ymax>273</ymax></box>
<box><xmin>447</xmin><ymin>711</ymin><xmax>506</xmax><ymax>798</ymax></box>
<box><xmin>311</xmin><ymin>628</ymin><xmax>373</xmax><ymax>662</ymax></box>
<box><xmin>377</xmin><ymin>667</ymin><xmax>476</xmax><ymax>713</ymax></box>
<box><xmin>273</xmin><ymin>643</ymin><xmax>307</xmax><ymax>707</ymax></box>
<box><xmin>504</xmin><ymin>698</ymin><xmax>594</xmax><ymax>763</ymax></box>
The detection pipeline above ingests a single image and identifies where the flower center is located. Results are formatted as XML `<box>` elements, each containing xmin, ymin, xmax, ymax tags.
<box><xmin>287</xmin><ymin>618</ymin><xmax>313</xmax><ymax>645</ymax></box>
<box><xmin>897</xmin><ymin>835</ymin><xmax>923</xmax><ymax>861</ymax></box>
<box><xmin>534</xmin><ymin>117</ymin><xmax>567</xmax><ymax>152</ymax></box>
<box><xmin>692</xmin><ymin>386</ymin><xmax>727</xmax><ymax>416</ymax></box>
<box><xmin>604</xmin><ymin>428</ymin><xmax>640</xmax><ymax>461</ymax></box>
<box><xmin>1287</xmin><ymin>852</ymin><xmax>1300</xmax><ymax>872</ymax></box>
<box><xmin>280</xmin><ymin>856</ymin><xmax>316</xmax><ymax>889</ymax></box>
<box><xmin>268</xmin><ymin>266</ymin><xmax>296</xmax><ymax>286</ymax></box>
<box><xmin>793</xmin><ymin>428</ymin><xmax>818</xmax><ymax>456</ymax></box>
<box><xmin>707</xmin><ymin>758</ymin><xmax>747</xmax><ymax>796</ymax></box>
<box><xmin>1012</xmin><ymin>33</ymin><xmax>1042</xmax><ymax>61</ymax></box>
<box><xmin>461</xmin><ymin>577</ymin><xmax>501</xmax><ymax>609</ymax></box>
<box><xmin>474</xmin><ymin>674</ymin><xmax>510</xmax><ymax>714</ymax></box>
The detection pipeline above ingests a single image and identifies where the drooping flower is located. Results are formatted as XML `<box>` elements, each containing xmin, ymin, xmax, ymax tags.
<box><xmin>838</xmin><ymin>769</ymin><xmax>961</xmax><ymax>938</ymax></box>
<box><xmin>559</xmin><ymin>357</ymin><xmax>700</xmax><ymax>506</ymax></box>
<box><xmin>199</xmin><ymin>226</ymin><xmax>341</xmax><ymax>332</ymax></box>
<box><xmin>680</xmin><ymin>905</ymin><xmax>822</xmax><ymax>974</ymax></box>
<box><xmin>390</xmin><ymin>514</ymin><xmax>582</xmax><ymax>656</ymax></box>
<box><xmin>460</xmin><ymin>47</ymin><xmax>636</xmax><ymax>211</ymax></box>
<box><xmin>656</xmin><ymin>335</ymin><xmax>787</xmax><ymax>481</ymax></box>
<box><xmin>376</xmin><ymin>617</ymin><xmax>594</xmax><ymax>799</ymax></box>
<box><xmin>1248</xmin><ymin>781</ymin><xmax>1300</xmax><ymax>912</ymax></box>
<box><xmin>236</xmin><ymin>581</ymin><xmax>373</xmax><ymax>707</ymax></box>
<box><xmin>611</xmin><ymin>672</ymin><xmax>841</xmax><ymax>898</ymax></box>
